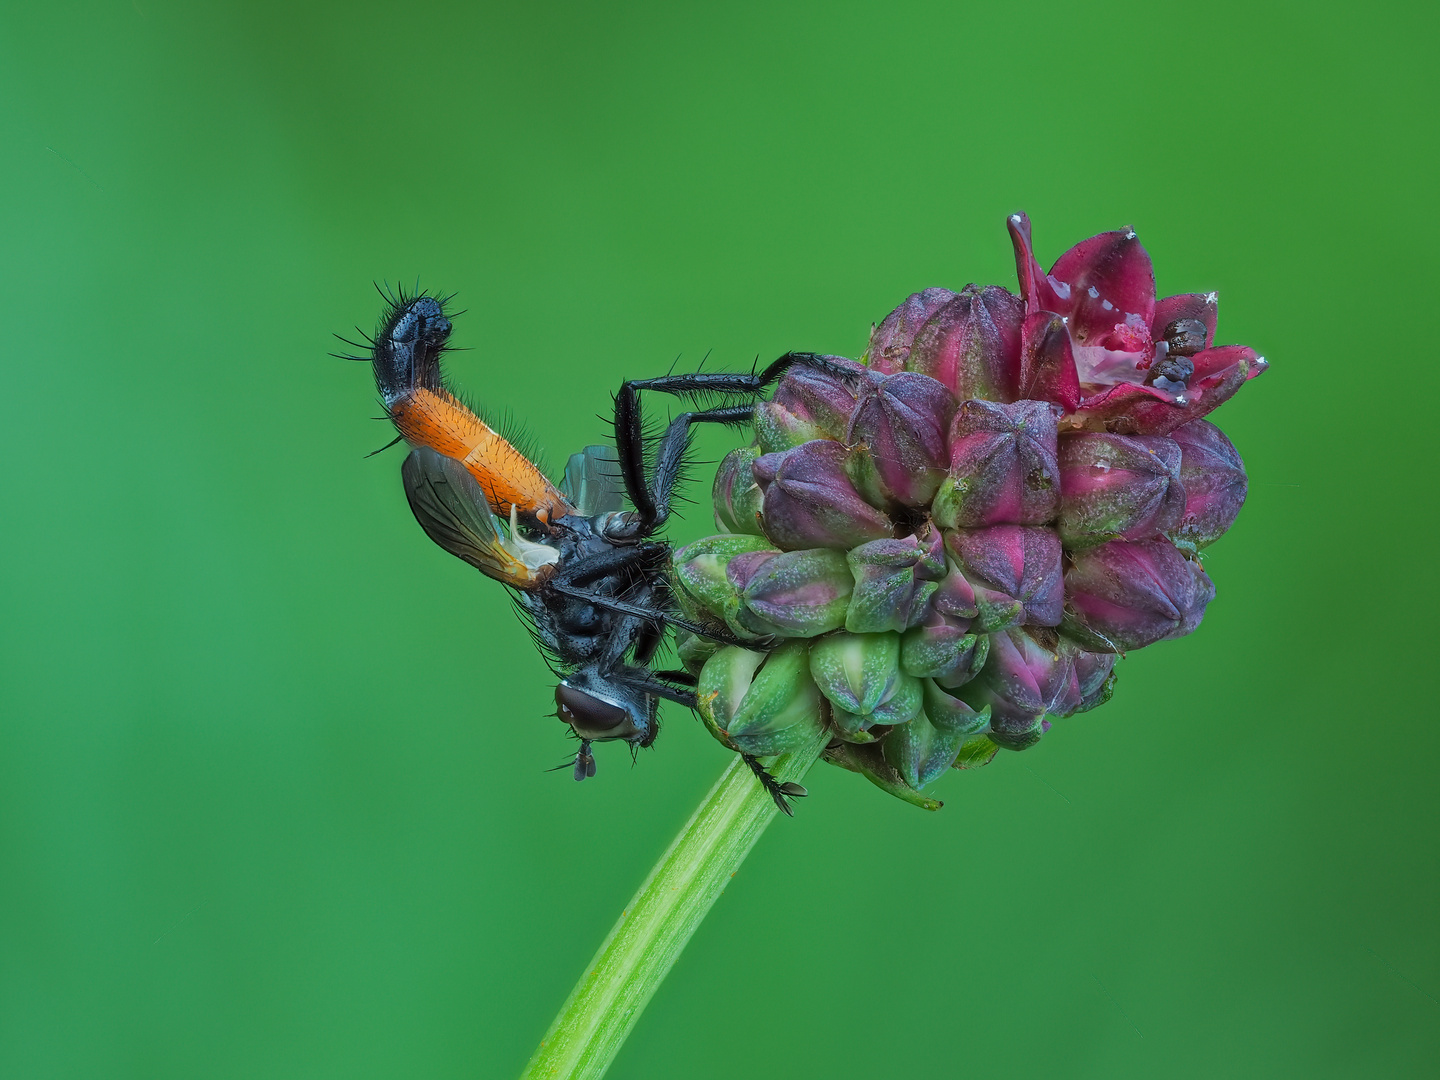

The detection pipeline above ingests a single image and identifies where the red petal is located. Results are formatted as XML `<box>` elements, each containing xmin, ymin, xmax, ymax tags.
<box><xmin>1073</xmin><ymin>346</ymin><xmax>1266</xmax><ymax>435</ymax></box>
<box><xmin>1018</xmin><ymin>311</ymin><xmax>1080</xmax><ymax>412</ymax></box>
<box><xmin>1190</xmin><ymin>344</ymin><xmax>1260</xmax><ymax>380</ymax></box>
<box><xmin>1007</xmin><ymin>211</ymin><xmax>1065</xmax><ymax>316</ymax></box>
<box><xmin>1153</xmin><ymin>292</ymin><xmax>1218</xmax><ymax>349</ymax></box>
<box><xmin>1049</xmin><ymin>229</ymin><xmax>1156</xmax><ymax>351</ymax></box>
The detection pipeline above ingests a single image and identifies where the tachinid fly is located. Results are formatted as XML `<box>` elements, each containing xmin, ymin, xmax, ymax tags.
<box><xmin>339</xmin><ymin>286</ymin><xmax>848</xmax><ymax>813</ymax></box>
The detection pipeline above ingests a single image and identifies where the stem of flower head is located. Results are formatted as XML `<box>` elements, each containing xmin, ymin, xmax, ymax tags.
<box><xmin>519</xmin><ymin>724</ymin><xmax>831</xmax><ymax>1080</ymax></box>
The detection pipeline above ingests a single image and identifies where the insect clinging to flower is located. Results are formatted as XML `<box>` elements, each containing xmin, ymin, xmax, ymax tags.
<box><xmin>337</xmin><ymin>285</ymin><xmax>844</xmax><ymax>812</ymax></box>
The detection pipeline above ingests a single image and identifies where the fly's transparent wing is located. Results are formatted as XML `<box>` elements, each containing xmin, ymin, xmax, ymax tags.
<box><xmin>401</xmin><ymin>447</ymin><xmax>554</xmax><ymax>588</ymax></box>
<box><xmin>560</xmin><ymin>444</ymin><xmax>624</xmax><ymax>517</ymax></box>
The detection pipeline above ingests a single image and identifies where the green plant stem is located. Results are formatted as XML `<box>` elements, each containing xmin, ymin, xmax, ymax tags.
<box><xmin>519</xmin><ymin>726</ymin><xmax>830</xmax><ymax>1080</ymax></box>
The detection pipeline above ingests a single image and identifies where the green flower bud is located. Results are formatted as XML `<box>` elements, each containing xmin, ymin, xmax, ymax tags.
<box><xmin>987</xmin><ymin>717</ymin><xmax>1045</xmax><ymax>751</ymax></box>
<box><xmin>697</xmin><ymin>641</ymin><xmax>825</xmax><ymax>757</ymax></box>
<box><xmin>809</xmin><ymin>632</ymin><xmax>924</xmax><ymax>742</ymax></box>
<box><xmin>734</xmin><ymin>547</ymin><xmax>853</xmax><ymax>638</ymax></box>
<box><xmin>671</xmin><ymin>534</ymin><xmax>776</xmax><ymax>625</ymax></box>
<box><xmin>712</xmin><ymin>446</ymin><xmax>768</xmax><ymax>535</ymax></box>
<box><xmin>821</xmin><ymin>741</ymin><xmax>944</xmax><ymax>811</ymax></box>
<box><xmin>833</xmin><ymin>669</ymin><xmax>924</xmax><ymax>734</ymax></box>
<box><xmin>808</xmin><ymin>631</ymin><xmax>899</xmax><ymax>715</ymax></box>
<box><xmin>828</xmin><ymin>710</ymin><xmax>882</xmax><ymax>743</ymax></box>
<box><xmin>675</xmin><ymin>630</ymin><xmax>720</xmax><ymax>677</ymax></box>
<box><xmin>952</xmin><ymin>734</ymin><xmax>1000</xmax><ymax>770</ymax></box>
<box><xmin>844</xmin><ymin>536</ymin><xmax>943</xmax><ymax>634</ymax></box>
<box><xmin>899</xmin><ymin>614</ymin><xmax>989</xmax><ymax>687</ymax></box>
<box><xmin>922</xmin><ymin>678</ymin><xmax>991</xmax><ymax>735</ymax></box>
<box><xmin>883</xmin><ymin>708</ymin><xmax>971</xmax><ymax>789</ymax></box>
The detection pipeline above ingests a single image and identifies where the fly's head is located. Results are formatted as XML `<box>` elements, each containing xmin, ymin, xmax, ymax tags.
<box><xmin>554</xmin><ymin>669</ymin><xmax>658</xmax><ymax>753</ymax></box>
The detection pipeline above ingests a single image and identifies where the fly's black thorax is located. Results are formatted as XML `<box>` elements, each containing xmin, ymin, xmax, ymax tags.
<box><xmin>518</xmin><ymin>514</ymin><xmax>661</xmax><ymax>673</ymax></box>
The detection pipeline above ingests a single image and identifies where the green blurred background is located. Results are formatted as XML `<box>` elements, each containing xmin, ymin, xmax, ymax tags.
<box><xmin>2</xmin><ymin>1</ymin><xmax>1435</xmax><ymax>1076</ymax></box>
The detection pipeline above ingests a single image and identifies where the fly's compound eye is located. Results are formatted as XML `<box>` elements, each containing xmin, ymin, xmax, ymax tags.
<box><xmin>555</xmin><ymin>683</ymin><xmax>633</xmax><ymax>741</ymax></box>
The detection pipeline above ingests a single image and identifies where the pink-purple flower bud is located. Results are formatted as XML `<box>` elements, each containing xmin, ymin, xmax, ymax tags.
<box><xmin>1056</xmin><ymin>432</ymin><xmax>1185</xmax><ymax>549</ymax></box>
<box><xmin>1062</xmin><ymin>538</ymin><xmax>1215</xmax><ymax>652</ymax></box>
<box><xmin>944</xmin><ymin>525</ymin><xmax>1064</xmax><ymax>631</ymax></box>
<box><xmin>768</xmin><ymin>356</ymin><xmax>868</xmax><ymax>442</ymax></box>
<box><xmin>846</xmin><ymin>372</ymin><xmax>956</xmax><ymax>506</ymax></box>
<box><xmin>1166</xmin><ymin>419</ymin><xmax>1248</xmax><ymax>555</ymax></box>
<box><xmin>1050</xmin><ymin>645</ymin><xmax>1117</xmax><ymax>717</ymax></box>
<box><xmin>867</xmin><ymin>288</ymin><xmax>960</xmax><ymax>374</ymax></box>
<box><xmin>931</xmin><ymin>558</ymin><xmax>979</xmax><ymax>621</ymax></box>
<box><xmin>953</xmin><ymin>628</ymin><xmax>1078</xmax><ymax>749</ymax></box>
<box><xmin>932</xmin><ymin>398</ymin><xmax>1061</xmax><ymax>528</ymax></box>
<box><xmin>752</xmin><ymin>440</ymin><xmax>894</xmax><ymax>551</ymax></box>
<box><xmin>752</xmin><ymin>401</ymin><xmax>828</xmax><ymax>454</ymax></box>
<box><xmin>904</xmin><ymin>284</ymin><xmax>1024</xmax><ymax>401</ymax></box>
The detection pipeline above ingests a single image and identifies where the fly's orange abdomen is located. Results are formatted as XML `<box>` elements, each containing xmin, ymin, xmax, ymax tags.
<box><xmin>391</xmin><ymin>387</ymin><xmax>572</xmax><ymax>525</ymax></box>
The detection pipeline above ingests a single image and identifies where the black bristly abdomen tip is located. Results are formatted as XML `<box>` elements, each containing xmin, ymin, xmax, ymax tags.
<box><xmin>396</xmin><ymin>296</ymin><xmax>451</xmax><ymax>347</ymax></box>
<box><xmin>373</xmin><ymin>293</ymin><xmax>453</xmax><ymax>402</ymax></box>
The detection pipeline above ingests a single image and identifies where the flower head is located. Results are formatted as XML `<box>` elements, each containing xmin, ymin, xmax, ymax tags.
<box><xmin>677</xmin><ymin>213</ymin><xmax>1262</xmax><ymax>807</ymax></box>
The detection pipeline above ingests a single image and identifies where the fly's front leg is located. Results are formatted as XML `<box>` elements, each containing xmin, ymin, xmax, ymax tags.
<box><xmin>611</xmin><ymin>397</ymin><xmax>753</xmax><ymax>538</ymax></box>
<box><xmin>642</xmin><ymin>403</ymin><xmax>755</xmax><ymax>536</ymax></box>
<box><xmin>612</xmin><ymin>665</ymin><xmax>699</xmax><ymax>708</ymax></box>
<box><xmin>740</xmin><ymin>754</ymin><xmax>809</xmax><ymax>817</ymax></box>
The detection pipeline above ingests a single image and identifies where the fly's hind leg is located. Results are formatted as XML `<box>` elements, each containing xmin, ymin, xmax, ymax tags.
<box><xmin>610</xmin><ymin>352</ymin><xmax>859</xmax><ymax>539</ymax></box>
<box><xmin>608</xmin><ymin>402</ymin><xmax>754</xmax><ymax>540</ymax></box>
